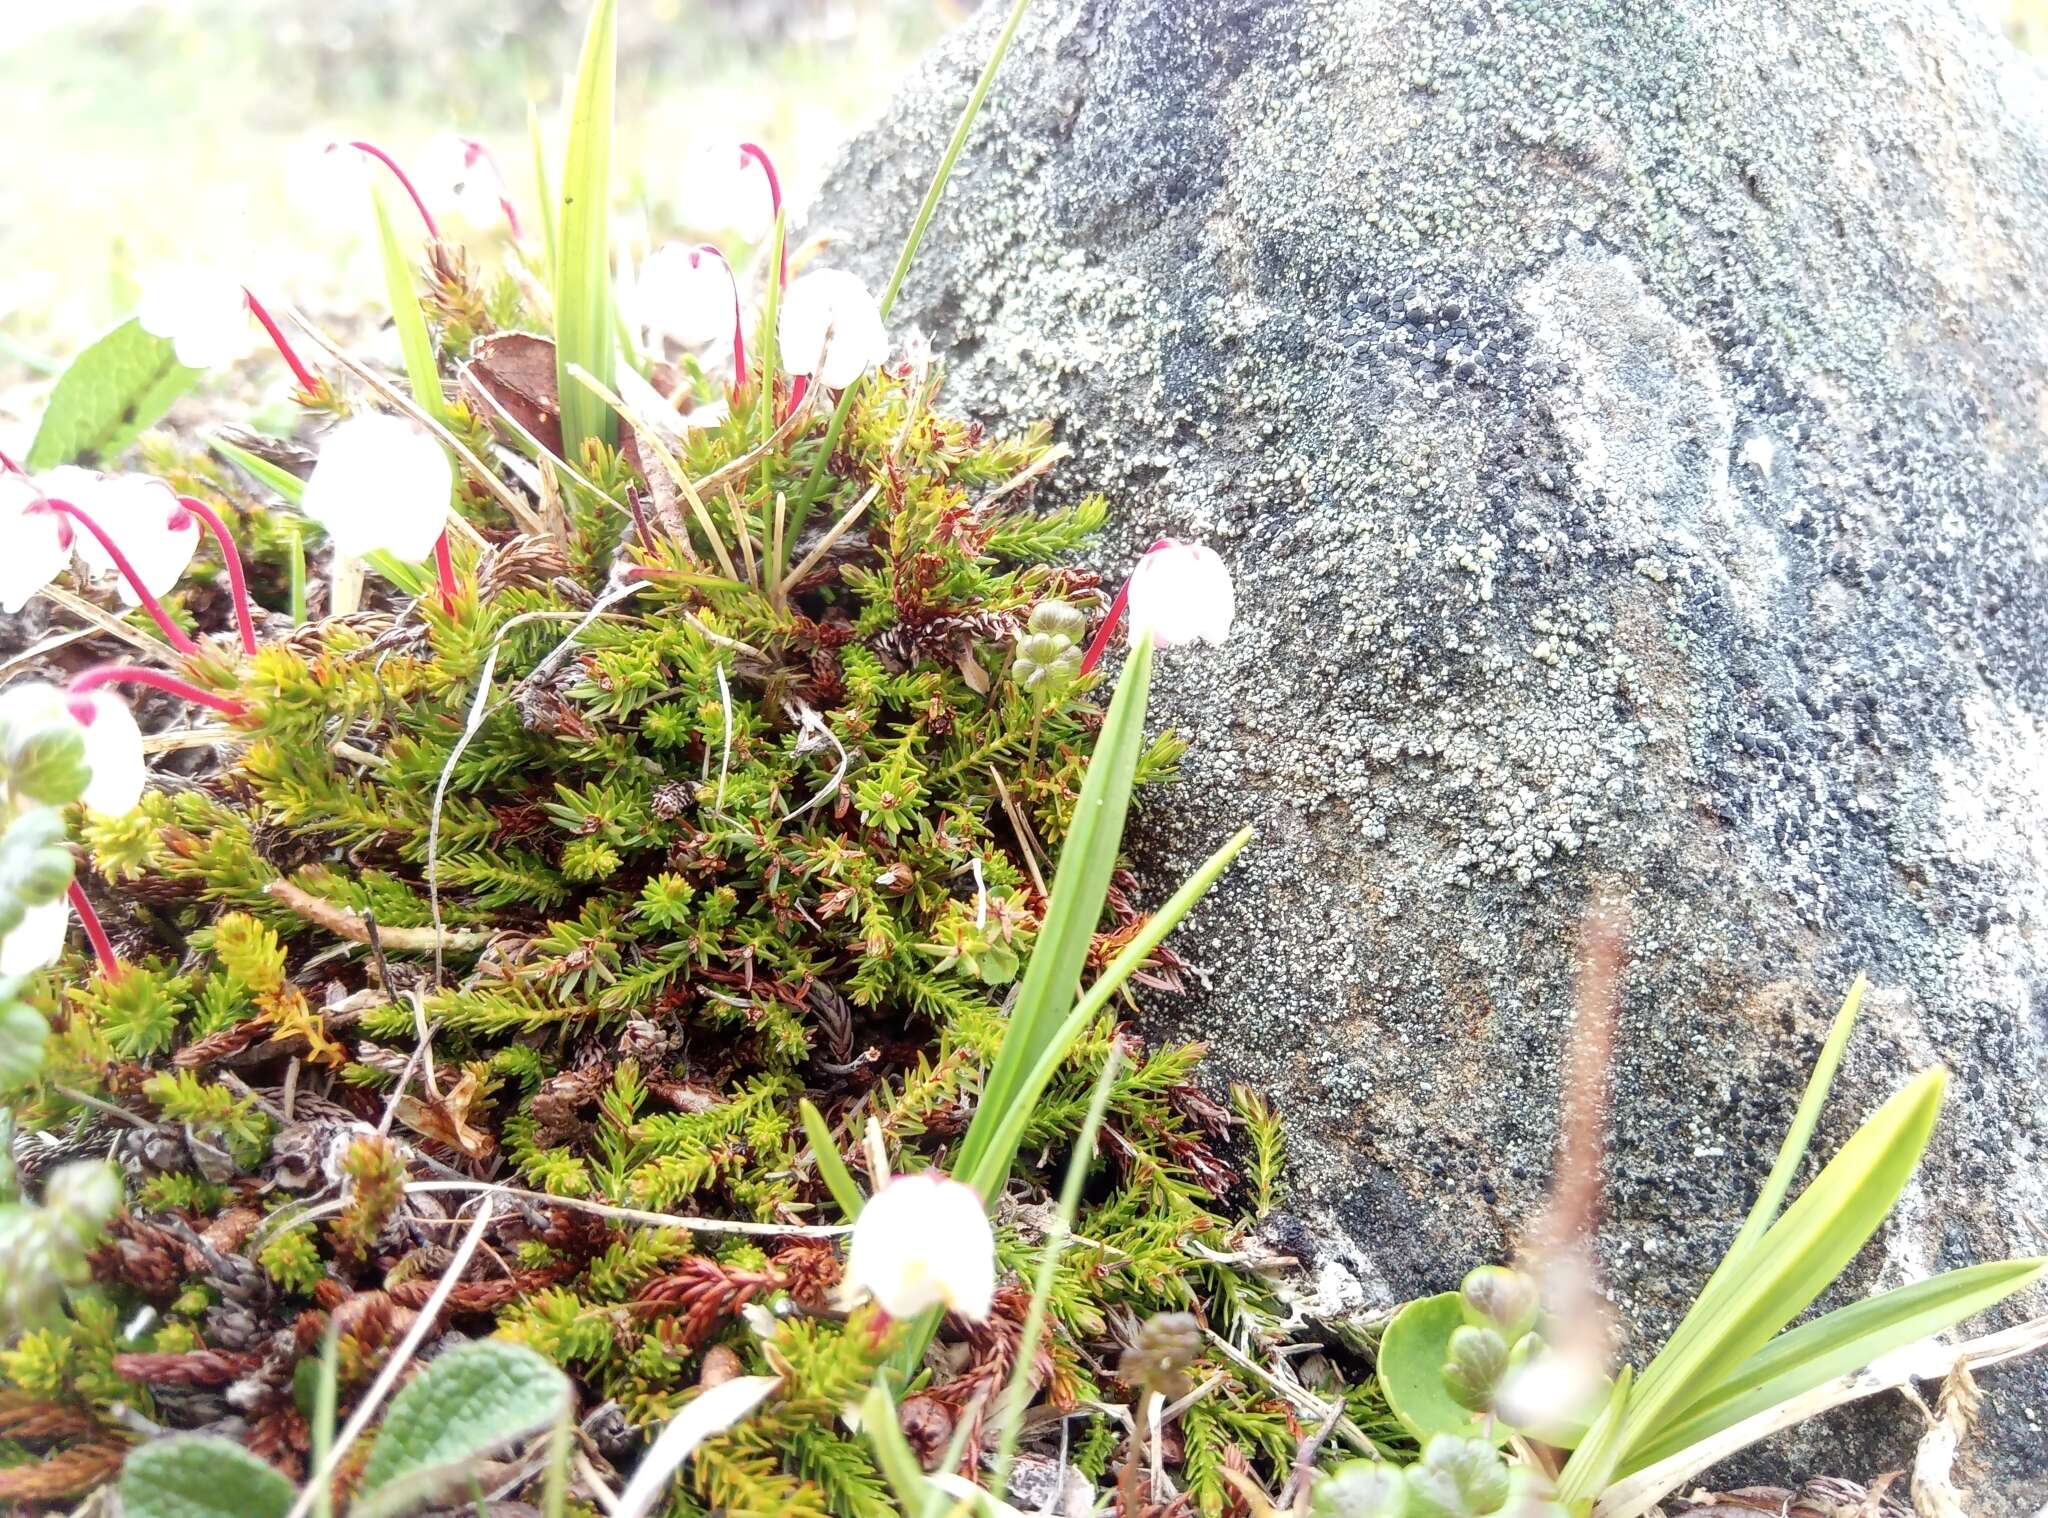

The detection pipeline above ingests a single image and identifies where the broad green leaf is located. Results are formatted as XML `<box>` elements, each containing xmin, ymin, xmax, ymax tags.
<box><xmin>953</xmin><ymin>634</ymin><xmax>1156</xmax><ymax>1189</ymax></box>
<box><xmin>0</xmin><ymin>996</ymin><xmax>50</xmax><ymax>1091</ymax></box>
<box><xmin>798</xmin><ymin>1097</ymin><xmax>865</xmax><ymax>1220</ymax></box>
<box><xmin>355</xmin><ymin>1340</ymin><xmax>570</xmax><ymax>1518</ymax></box>
<box><xmin>372</xmin><ymin>186</ymin><xmax>447</xmax><ymax>422</ymax></box>
<box><xmin>1377</xmin><ymin>1293</ymin><xmax>1497</xmax><ymax>1445</ymax></box>
<box><xmin>210</xmin><ymin>436</ymin><xmax>428</xmax><ymax>597</ymax></box>
<box><xmin>555</xmin><ymin>0</ymin><xmax>618</xmax><ymax>454</ymax></box>
<box><xmin>119</xmin><ymin>1435</ymin><xmax>295</xmax><ymax>1518</ymax></box>
<box><xmin>1628</xmin><ymin>979</ymin><xmax>1864</xmax><ymax>1422</ymax></box>
<box><xmin>961</xmin><ymin>821</ymin><xmax>1253</xmax><ymax>1204</ymax></box>
<box><xmin>26</xmin><ymin>318</ymin><xmax>200</xmax><ymax>469</ymax></box>
<box><xmin>1625</xmin><ymin>1255</ymin><xmax>2045</xmax><ymax>1470</ymax></box>
<box><xmin>1616</xmin><ymin>1068</ymin><xmax>1947</xmax><ymax>1462</ymax></box>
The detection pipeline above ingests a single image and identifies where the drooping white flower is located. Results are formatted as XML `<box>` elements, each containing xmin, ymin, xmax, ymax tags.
<box><xmin>845</xmin><ymin>1171</ymin><xmax>996</xmax><ymax>1321</ymax></box>
<box><xmin>136</xmin><ymin>264</ymin><xmax>249</xmax><ymax>371</ymax></box>
<box><xmin>0</xmin><ymin>472</ymin><xmax>69</xmax><ymax>614</ymax></box>
<box><xmin>285</xmin><ymin>136</ymin><xmax>375</xmax><ymax>232</ymax></box>
<box><xmin>1493</xmin><ymin>1345</ymin><xmax>1606</xmax><ymax>1445</ymax></box>
<box><xmin>0</xmin><ymin>681</ymin><xmax>144</xmax><ymax>814</ymax></box>
<box><xmin>301</xmin><ymin>414</ymin><xmax>454</xmax><ymax>561</ymax></box>
<box><xmin>679</xmin><ymin>142</ymin><xmax>776</xmax><ymax>242</ymax></box>
<box><xmin>1125</xmin><ymin>539</ymin><xmax>1235</xmax><ymax>649</ymax></box>
<box><xmin>0</xmin><ymin>897</ymin><xmax>69</xmax><ymax>977</ymax></box>
<box><xmin>65</xmin><ymin>473</ymin><xmax>200</xmax><ymax>604</ymax></box>
<box><xmin>634</xmin><ymin>243</ymin><xmax>739</xmax><ymax>356</ymax></box>
<box><xmin>415</xmin><ymin>132</ymin><xmax>510</xmax><ymax>227</ymax></box>
<box><xmin>779</xmin><ymin>270</ymin><xmax>887</xmax><ymax>391</ymax></box>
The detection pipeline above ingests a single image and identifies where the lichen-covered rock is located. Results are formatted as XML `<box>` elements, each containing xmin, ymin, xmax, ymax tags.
<box><xmin>813</xmin><ymin>0</ymin><xmax>2048</xmax><ymax>1502</ymax></box>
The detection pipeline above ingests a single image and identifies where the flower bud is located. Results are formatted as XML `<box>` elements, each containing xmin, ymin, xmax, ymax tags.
<box><xmin>1460</xmin><ymin>1264</ymin><xmax>1540</xmax><ymax>1342</ymax></box>
<box><xmin>780</xmin><ymin>270</ymin><xmax>887</xmax><ymax>391</ymax></box>
<box><xmin>1125</xmin><ymin>539</ymin><xmax>1233</xmax><ymax>649</ymax></box>
<box><xmin>1441</xmin><ymin>1323</ymin><xmax>1509</xmax><ymax>1414</ymax></box>
<box><xmin>1027</xmin><ymin>599</ymin><xmax>1087</xmax><ymax>644</ymax></box>
<box><xmin>1117</xmin><ymin>1310</ymin><xmax>1203</xmax><ymax>1400</ymax></box>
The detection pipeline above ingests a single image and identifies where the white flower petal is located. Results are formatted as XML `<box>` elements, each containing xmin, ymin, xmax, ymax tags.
<box><xmin>72</xmin><ymin>691</ymin><xmax>147</xmax><ymax>815</ymax></box>
<box><xmin>285</xmin><ymin>136</ymin><xmax>375</xmax><ymax>232</ymax></box>
<box><xmin>679</xmin><ymin>143</ymin><xmax>775</xmax><ymax>242</ymax></box>
<box><xmin>136</xmin><ymin>265</ymin><xmax>249</xmax><ymax>371</ymax></box>
<box><xmin>634</xmin><ymin>243</ymin><xmax>738</xmax><ymax>355</ymax></box>
<box><xmin>302</xmin><ymin>415</ymin><xmax>454</xmax><ymax>562</ymax></box>
<box><xmin>846</xmin><ymin>1172</ymin><xmax>997</xmax><ymax>1321</ymax></box>
<box><xmin>416</xmin><ymin>132</ymin><xmax>508</xmax><ymax>226</ymax></box>
<box><xmin>0</xmin><ymin>897</ymin><xmax>70</xmax><ymax>977</ymax></box>
<box><xmin>1126</xmin><ymin>539</ymin><xmax>1235</xmax><ymax>649</ymax></box>
<box><xmin>0</xmin><ymin>475</ymin><xmax>68</xmax><ymax>614</ymax></box>
<box><xmin>779</xmin><ymin>270</ymin><xmax>886</xmax><ymax>391</ymax></box>
<box><xmin>66</xmin><ymin>475</ymin><xmax>198</xmax><ymax>604</ymax></box>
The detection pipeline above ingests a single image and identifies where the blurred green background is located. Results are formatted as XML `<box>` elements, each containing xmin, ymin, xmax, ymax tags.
<box><xmin>0</xmin><ymin>0</ymin><xmax>952</xmax><ymax>380</ymax></box>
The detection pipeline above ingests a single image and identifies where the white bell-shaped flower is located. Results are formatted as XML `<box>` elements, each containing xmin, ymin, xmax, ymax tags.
<box><xmin>0</xmin><ymin>681</ymin><xmax>144</xmax><ymax>814</ymax></box>
<box><xmin>415</xmin><ymin>132</ymin><xmax>509</xmax><ymax>227</ymax></box>
<box><xmin>66</xmin><ymin>474</ymin><xmax>200</xmax><ymax>604</ymax></box>
<box><xmin>69</xmin><ymin>690</ymin><xmax>148</xmax><ymax>815</ymax></box>
<box><xmin>779</xmin><ymin>270</ymin><xmax>887</xmax><ymax>391</ymax></box>
<box><xmin>680</xmin><ymin>142</ymin><xmax>776</xmax><ymax>242</ymax></box>
<box><xmin>137</xmin><ymin>264</ymin><xmax>250</xmax><ymax>371</ymax></box>
<box><xmin>634</xmin><ymin>243</ymin><xmax>738</xmax><ymax>355</ymax></box>
<box><xmin>301</xmin><ymin>414</ymin><xmax>454</xmax><ymax>562</ymax></box>
<box><xmin>0</xmin><ymin>472</ymin><xmax>69</xmax><ymax>614</ymax></box>
<box><xmin>1125</xmin><ymin>539</ymin><xmax>1235</xmax><ymax>649</ymax></box>
<box><xmin>0</xmin><ymin>897</ymin><xmax>70</xmax><ymax>977</ymax></box>
<box><xmin>845</xmin><ymin>1172</ymin><xmax>996</xmax><ymax>1321</ymax></box>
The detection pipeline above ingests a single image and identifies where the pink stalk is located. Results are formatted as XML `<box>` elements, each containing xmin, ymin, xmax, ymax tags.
<box><xmin>784</xmin><ymin>373</ymin><xmax>810</xmax><ymax>422</ymax></box>
<box><xmin>699</xmin><ymin>244</ymin><xmax>748</xmax><ymax>379</ymax></box>
<box><xmin>36</xmin><ymin>498</ymin><xmax>200</xmax><ymax>655</ymax></box>
<box><xmin>738</xmin><ymin>142</ymin><xmax>786</xmax><ymax>288</ymax></box>
<box><xmin>175</xmin><ymin>497</ymin><xmax>258</xmax><ymax>655</ymax></box>
<box><xmin>348</xmin><ymin>140</ymin><xmax>442</xmax><ymax>240</ymax></box>
<box><xmin>0</xmin><ymin>447</ymin><xmax>23</xmax><ymax>476</ymax></box>
<box><xmin>462</xmin><ymin>138</ymin><xmax>524</xmax><ymax>239</ymax></box>
<box><xmin>66</xmin><ymin>880</ymin><xmax>119</xmax><ymax>977</ymax></box>
<box><xmin>1077</xmin><ymin>537</ymin><xmax>1172</xmax><ymax>674</ymax></box>
<box><xmin>70</xmin><ymin>663</ymin><xmax>246</xmax><ymax>719</ymax></box>
<box><xmin>242</xmin><ymin>289</ymin><xmax>321</xmax><ymax>395</ymax></box>
<box><xmin>432</xmin><ymin>531</ymin><xmax>458</xmax><ymax>615</ymax></box>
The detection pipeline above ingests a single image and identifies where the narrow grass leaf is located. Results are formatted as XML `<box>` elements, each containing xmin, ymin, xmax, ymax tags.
<box><xmin>372</xmin><ymin>186</ymin><xmax>445</xmax><ymax>422</ymax></box>
<box><xmin>1626</xmin><ymin>1255</ymin><xmax>2046</xmax><ymax>1469</ymax></box>
<box><xmin>555</xmin><ymin>0</ymin><xmax>618</xmax><ymax>455</ymax></box>
<box><xmin>1617</xmin><ymin>1068</ymin><xmax>1947</xmax><ymax>1461</ymax></box>
<box><xmin>799</xmin><ymin>1097</ymin><xmax>866</xmax><ymax>1220</ymax></box>
<box><xmin>529</xmin><ymin>102</ymin><xmax>559</xmax><ymax>286</ymax></box>
<box><xmin>612</xmin><ymin>1375</ymin><xmax>781</xmax><ymax>1518</ymax></box>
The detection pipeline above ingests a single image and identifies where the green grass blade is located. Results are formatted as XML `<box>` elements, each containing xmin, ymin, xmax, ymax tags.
<box><xmin>372</xmin><ymin>186</ymin><xmax>445</xmax><ymax>422</ymax></box>
<box><xmin>962</xmin><ymin>823</ymin><xmax>1252</xmax><ymax>1201</ymax></box>
<box><xmin>1626</xmin><ymin>1255</ymin><xmax>2045</xmax><ymax>1471</ymax></box>
<box><xmin>989</xmin><ymin>1045</ymin><xmax>1123</xmax><ymax>1500</ymax></box>
<box><xmin>1618</xmin><ymin>1068</ymin><xmax>1947</xmax><ymax>1461</ymax></box>
<box><xmin>1554</xmin><ymin>1366</ymin><xmax>1633</xmax><ymax>1503</ymax></box>
<box><xmin>1629</xmin><ymin>976</ymin><xmax>1865</xmax><ymax>1419</ymax></box>
<box><xmin>859</xmin><ymin>1382</ymin><xmax>943</xmax><ymax>1518</ymax></box>
<box><xmin>951</xmin><ymin>634</ymin><xmax>1155</xmax><ymax>1186</ymax></box>
<box><xmin>312</xmin><ymin>1323</ymin><xmax>339</xmax><ymax>1518</ymax></box>
<box><xmin>798</xmin><ymin>1098</ymin><xmax>865</xmax><ymax>1221</ymax></box>
<box><xmin>555</xmin><ymin>0</ymin><xmax>618</xmax><ymax>455</ymax></box>
<box><xmin>528</xmin><ymin>102</ymin><xmax>559</xmax><ymax>286</ymax></box>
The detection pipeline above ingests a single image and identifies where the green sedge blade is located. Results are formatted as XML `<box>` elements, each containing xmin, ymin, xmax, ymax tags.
<box><xmin>555</xmin><ymin>0</ymin><xmax>618</xmax><ymax>455</ymax></box>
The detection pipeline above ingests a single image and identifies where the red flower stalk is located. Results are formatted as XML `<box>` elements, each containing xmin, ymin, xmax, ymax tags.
<box><xmin>67</xmin><ymin>880</ymin><xmax>119</xmax><ymax>977</ymax></box>
<box><xmin>241</xmin><ymin>289</ymin><xmax>320</xmax><ymax>395</ymax></box>
<box><xmin>175</xmin><ymin>497</ymin><xmax>257</xmax><ymax>655</ymax></box>
<box><xmin>33</xmin><ymin>498</ymin><xmax>200</xmax><ymax>655</ymax></box>
<box><xmin>432</xmin><ymin>531</ymin><xmax>458</xmax><ymax>615</ymax></box>
<box><xmin>348</xmin><ymin>139</ymin><xmax>442</xmax><ymax>240</ymax></box>
<box><xmin>0</xmin><ymin>447</ymin><xmax>23</xmax><ymax>476</ymax></box>
<box><xmin>69</xmin><ymin>663</ymin><xmax>246</xmax><ymax>719</ymax></box>
<box><xmin>698</xmin><ymin>244</ymin><xmax>748</xmax><ymax>379</ymax></box>
<box><xmin>1077</xmin><ymin>536</ymin><xmax>1172</xmax><ymax>674</ymax></box>
<box><xmin>784</xmin><ymin>373</ymin><xmax>810</xmax><ymax>422</ymax></box>
<box><xmin>739</xmin><ymin>141</ymin><xmax>786</xmax><ymax>289</ymax></box>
